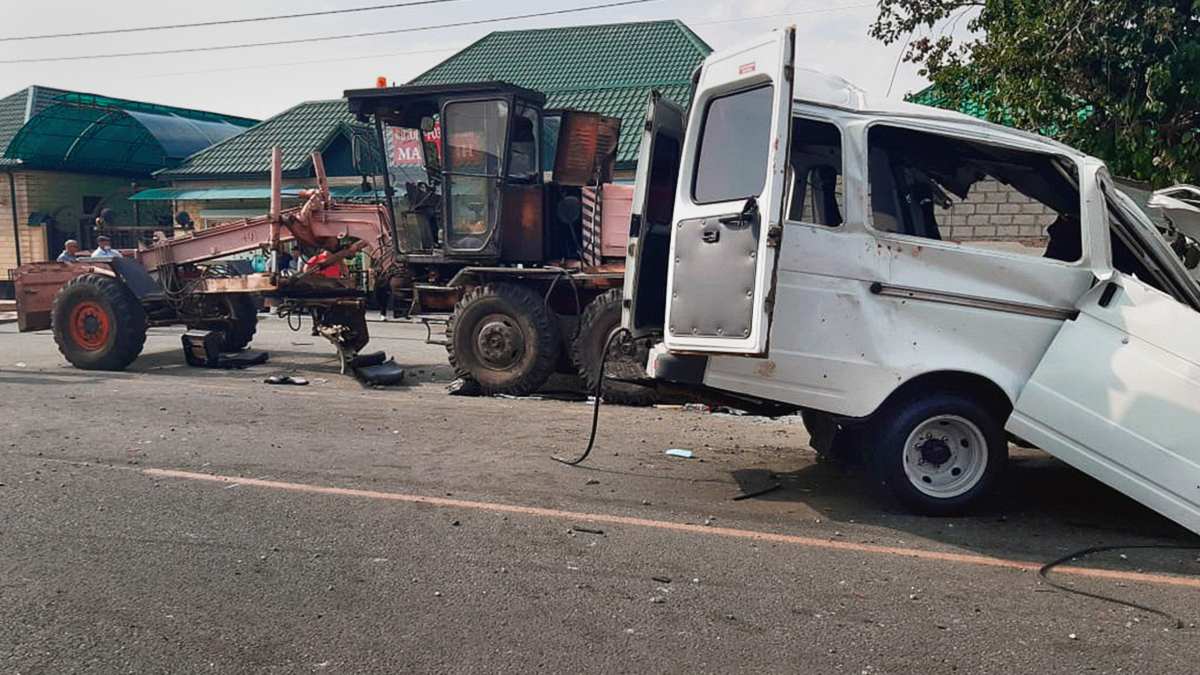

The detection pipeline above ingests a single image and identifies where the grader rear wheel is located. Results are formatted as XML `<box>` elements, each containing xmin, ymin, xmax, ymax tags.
<box><xmin>446</xmin><ymin>284</ymin><xmax>560</xmax><ymax>396</ymax></box>
<box><xmin>572</xmin><ymin>289</ymin><xmax>655</xmax><ymax>406</ymax></box>
<box><xmin>52</xmin><ymin>273</ymin><xmax>147</xmax><ymax>371</ymax></box>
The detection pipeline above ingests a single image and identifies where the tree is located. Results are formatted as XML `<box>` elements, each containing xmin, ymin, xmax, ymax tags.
<box><xmin>871</xmin><ymin>1</ymin><xmax>1200</xmax><ymax>186</ymax></box>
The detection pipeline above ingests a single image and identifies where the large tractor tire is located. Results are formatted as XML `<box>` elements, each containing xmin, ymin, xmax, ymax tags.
<box><xmin>446</xmin><ymin>283</ymin><xmax>560</xmax><ymax>396</ymax></box>
<box><xmin>186</xmin><ymin>293</ymin><xmax>258</xmax><ymax>352</ymax></box>
<box><xmin>217</xmin><ymin>294</ymin><xmax>258</xmax><ymax>352</ymax></box>
<box><xmin>572</xmin><ymin>289</ymin><xmax>656</xmax><ymax>406</ymax></box>
<box><xmin>52</xmin><ymin>273</ymin><xmax>147</xmax><ymax>371</ymax></box>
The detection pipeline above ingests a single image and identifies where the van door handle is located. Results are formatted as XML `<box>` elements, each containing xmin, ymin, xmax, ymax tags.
<box><xmin>702</xmin><ymin>226</ymin><xmax>720</xmax><ymax>243</ymax></box>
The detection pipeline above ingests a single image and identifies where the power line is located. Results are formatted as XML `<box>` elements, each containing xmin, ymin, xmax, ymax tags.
<box><xmin>0</xmin><ymin>0</ymin><xmax>480</xmax><ymax>43</ymax></box>
<box><xmin>690</xmin><ymin>3</ymin><xmax>877</xmax><ymax>26</ymax></box>
<box><xmin>0</xmin><ymin>0</ymin><xmax>667</xmax><ymax>65</ymax></box>
<box><xmin>139</xmin><ymin>47</ymin><xmax>462</xmax><ymax>79</ymax></box>
<box><xmin>60</xmin><ymin>3</ymin><xmax>880</xmax><ymax>77</ymax></box>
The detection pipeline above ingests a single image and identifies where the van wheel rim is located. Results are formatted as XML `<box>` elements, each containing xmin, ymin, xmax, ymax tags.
<box><xmin>902</xmin><ymin>415</ymin><xmax>988</xmax><ymax>499</ymax></box>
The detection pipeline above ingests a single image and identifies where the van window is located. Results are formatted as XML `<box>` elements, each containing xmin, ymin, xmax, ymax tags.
<box><xmin>787</xmin><ymin>118</ymin><xmax>843</xmax><ymax>226</ymax></box>
<box><xmin>867</xmin><ymin>125</ymin><xmax>1081</xmax><ymax>261</ymax></box>
<box><xmin>692</xmin><ymin>85</ymin><xmax>774</xmax><ymax>204</ymax></box>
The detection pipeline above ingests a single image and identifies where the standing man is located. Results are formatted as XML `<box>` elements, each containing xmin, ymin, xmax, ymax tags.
<box><xmin>56</xmin><ymin>239</ymin><xmax>79</xmax><ymax>262</ymax></box>
<box><xmin>90</xmin><ymin>235</ymin><xmax>123</xmax><ymax>259</ymax></box>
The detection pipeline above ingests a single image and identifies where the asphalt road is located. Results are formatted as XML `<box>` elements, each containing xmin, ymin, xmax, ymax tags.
<box><xmin>3</xmin><ymin>315</ymin><xmax>1200</xmax><ymax>674</ymax></box>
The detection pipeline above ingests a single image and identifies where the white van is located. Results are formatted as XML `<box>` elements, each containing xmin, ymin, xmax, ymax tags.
<box><xmin>622</xmin><ymin>27</ymin><xmax>1200</xmax><ymax>534</ymax></box>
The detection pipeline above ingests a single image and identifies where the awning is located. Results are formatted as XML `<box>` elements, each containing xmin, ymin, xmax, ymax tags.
<box><xmin>128</xmin><ymin>184</ymin><xmax>378</xmax><ymax>201</ymax></box>
<box><xmin>4</xmin><ymin>96</ymin><xmax>255</xmax><ymax>178</ymax></box>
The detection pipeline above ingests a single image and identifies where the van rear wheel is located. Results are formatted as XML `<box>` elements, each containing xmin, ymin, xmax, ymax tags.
<box><xmin>867</xmin><ymin>393</ymin><xmax>1006</xmax><ymax>515</ymax></box>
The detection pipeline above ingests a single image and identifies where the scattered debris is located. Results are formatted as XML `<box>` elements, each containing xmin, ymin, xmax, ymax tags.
<box><xmin>447</xmin><ymin>378</ymin><xmax>481</xmax><ymax>397</ymax></box>
<box><xmin>665</xmin><ymin>449</ymin><xmax>694</xmax><ymax>459</ymax></box>
<box><xmin>651</xmin><ymin>576</ymin><xmax>672</xmax><ymax>584</ymax></box>
<box><xmin>13</xmin><ymin>362</ymin><xmax>27</xmax><ymax>368</ymax></box>
<box><xmin>264</xmin><ymin>375</ymin><xmax>308</xmax><ymax>386</ymax></box>
<box><xmin>571</xmin><ymin>526</ymin><xmax>605</xmax><ymax>535</ymax></box>
<box><xmin>732</xmin><ymin>483</ymin><xmax>782</xmax><ymax>501</ymax></box>
<box><xmin>650</xmin><ymin>596</ymin><xmax>666</xmax><ymax>604</ymax></box>
<box><xmin>585</xmin><ymin>478</ymin><xmax>600</xmax><ymax>485</ymax></box>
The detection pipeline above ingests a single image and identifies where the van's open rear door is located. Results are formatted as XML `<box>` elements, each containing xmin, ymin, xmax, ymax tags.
<box><xmin>1008</xmin><ymin>274</ymin><xmax>1200</xmax><ymax>535</ymax></box>
<box><xmin>623</xmin><ymin>91</ymin><xmax>685</xmax><ymax>338</ymax></box>
<box><xmin>663</xmin><ymin>27</ymin><xmax>794</xmax><ymax>355</ymax></box>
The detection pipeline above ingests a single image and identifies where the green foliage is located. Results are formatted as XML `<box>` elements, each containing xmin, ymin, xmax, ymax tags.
<box><xmin>872</xmin><ymin>0</ymin><xmax>1200</xmax><ymax>186</ymax></box>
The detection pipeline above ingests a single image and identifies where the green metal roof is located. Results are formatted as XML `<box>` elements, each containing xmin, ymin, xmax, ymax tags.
<box><xmin>129</xmin><ymin>184</ymin><xmax>374</xmax><ymax>201</ymax></box>
<box><xmin>0</xmin><ymin>87</ymin><xmax>257</xmax><ymax>176</ymax></box>
<box><xmin>156</xmin><ymin>99</ymin><xmax>364</xmax><ymax>180</ymax></box>
<box><xmin>410</xmin><ymin>19</ymin><xmax>711</xmax><ymax>165</ymax></box>
<box><xmin>0</xmin><ymin>86</ymin><xmax>71</xmax><ymax>166</ymax></box>
<box><xmin>907</xmin><ymin>84</ymin><xmax>991</xmax><ymax>120</ymax></box>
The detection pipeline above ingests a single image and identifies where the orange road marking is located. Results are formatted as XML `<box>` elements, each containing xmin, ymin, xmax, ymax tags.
<box><xmin>143</xmin><ymin>468</ymin><xmax>1200</xmax><ymax>591</ymax></box>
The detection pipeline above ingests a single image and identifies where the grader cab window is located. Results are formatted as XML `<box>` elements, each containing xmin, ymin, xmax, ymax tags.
<box><xmin>443</xmin><ymin>99</ymin><xmax>509</xmax><ymax>252</ymax></box>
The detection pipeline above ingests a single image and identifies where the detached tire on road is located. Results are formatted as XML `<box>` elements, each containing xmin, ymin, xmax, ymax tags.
<box><xmin>866</xmin><ymin>393</ymin><xmax>1007</xmax><ymax>516</ymax></box>
<box><xmin>217</xmin><ymin>293</ymin><xmax>258</xmax><ymax>352</ymax></box>
<box><xmin>52</xmin><ymin>273</ymin><xmax>147</xmax><ymax>371</ymax></box>
<box><xmin>572</xmin><ymin>289</ymin><xmax>655</xmax><ymax>406</ymax></box>
<box><xmin>446</xmin><ymin>283</ymin><xmax>560</xmax><ymax>396</ymax></box>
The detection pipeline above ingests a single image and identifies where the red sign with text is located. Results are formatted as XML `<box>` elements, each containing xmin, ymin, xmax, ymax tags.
<box><xmin>391</xmin><ymin>123</ymin><xmax>442</xmax><ymax>166</ymax></box>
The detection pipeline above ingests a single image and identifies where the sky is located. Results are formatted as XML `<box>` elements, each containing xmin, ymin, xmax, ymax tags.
<box><xmin>0</xmin><ymin>0</ymin><xmax>952</xmax><ymax>122</ymax></box>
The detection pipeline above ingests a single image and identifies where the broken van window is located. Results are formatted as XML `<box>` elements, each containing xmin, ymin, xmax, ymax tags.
<box><xmin>787</xmin><ymin>118</ymin><xmax>843</xmax><ymax>226</ymax></box>
<box><xmin>867</xmin><ymin>126</ymin><xmax>1081</xmax><ymax>261</ymax></box>
<box><xmin>692</xmin><ymin>85</ymin><xmax>774</xmax><ymax>204</ymax></box>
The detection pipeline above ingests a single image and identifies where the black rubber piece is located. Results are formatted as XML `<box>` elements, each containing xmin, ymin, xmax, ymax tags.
<box><xmin>446</xmin><ymin>283</ymin><xmax>560</xmax><ymax>397</ymax></box>
<box><xmin>571</xmin><ymin>289</ymin><xmax>655</xmax><ymax>406</ymax></box>
<box><xmin>349</xmin><ymin>351</ymin><xmax>387</xmax><ymax>368</ymax></box>
<box><xmin>354</xmin><ymin>360</ymin><xmax>406</xmax><ymax>386</ymax></box>
<box><xmin>865</xmin><ymin>392</ymin><xmax>1007</xmax><ymax>516</ymax></box>
<box><xmin>52</xmin><ymin>273</ymin><xmax>147</xmax><ymax>371</ymax></box>
<box><xmin>217</xmin><ymin>294</ymin><xmax>258</xmax><ymax>352</ymax></box>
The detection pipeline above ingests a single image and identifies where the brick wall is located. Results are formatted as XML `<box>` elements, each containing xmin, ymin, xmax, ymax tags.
<box><xmin>935</xmin><ymin>178</ymin><xmax>1058</xmax><ymax>242</ymax></box>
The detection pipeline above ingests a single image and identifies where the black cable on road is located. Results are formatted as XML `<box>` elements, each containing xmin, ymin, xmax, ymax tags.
<box><xmin>0</xmin><ymin>0</ymin><xmax>478</xmax><ymax>42</ymax></box>
<box><xmin>1039</xmin><ymin>543</ymin><xmax>1200</xmax><ymax>629</ymax></box>
<box><xmin>551</xmin><ymin>327</ymin><xmax>631</xmax><ymax>466</ymax></box>
<box><xmin>0</xmin><ymin>0</ymin><xmax>666</xmax><ymax>65</ymax></box>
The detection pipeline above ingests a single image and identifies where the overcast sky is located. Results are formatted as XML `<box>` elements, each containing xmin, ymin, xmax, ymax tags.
<box><xmin>0</xmin><ymin>0</ymin><xmax>947</xmax><ymax>122</ymax></box>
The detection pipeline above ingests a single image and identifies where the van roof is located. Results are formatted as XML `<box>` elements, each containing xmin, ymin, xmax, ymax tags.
<box><xmin>791</xmin><ymin>68</ymin><xmax>1085</xmax><ymax>159</ymax></box>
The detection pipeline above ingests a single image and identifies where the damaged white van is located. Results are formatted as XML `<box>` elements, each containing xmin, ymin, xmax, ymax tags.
<box><xmin>622</xmin><ymin>27</ymin><xmax>1200</xmax><ymax>534</ymax></box>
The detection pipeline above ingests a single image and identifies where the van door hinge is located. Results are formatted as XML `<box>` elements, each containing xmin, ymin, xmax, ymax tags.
<box><xmin>766</xmin><ymin>224</ymin><xmax>782</xmax><ymax>248</ymax></box>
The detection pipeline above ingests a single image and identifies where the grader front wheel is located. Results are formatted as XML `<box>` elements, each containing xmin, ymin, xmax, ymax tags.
<box><xmin>52</xmin><ymin>273</ymin><xmax>147</xmax><ymax>371</ymax></box>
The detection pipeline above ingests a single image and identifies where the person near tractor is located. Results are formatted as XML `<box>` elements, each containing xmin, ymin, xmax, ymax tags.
<box><xmin>56</xmin><ymin>239</ymin><xmax>79</xmax><ymax>262</ymax></box>
<box><xmin>90</xmin><ymin>235</ymin><xmax>123</xmax><ymax>259</ymax></box>
<box><xmin>303</xmin><ymin>248</ymin><xmax>343</xmax><ymax>278</ymax></box>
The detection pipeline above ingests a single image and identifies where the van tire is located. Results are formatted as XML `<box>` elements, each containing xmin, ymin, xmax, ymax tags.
<box><xmin>52</xmin><ymin>273</ymin><xmax>147</xmax><ymax>371</ymax></box>
<box><xmin>446</xmin><ymin>284</ymin><xmax>560</xmax><ymax>396</ymax></box>
<box><xmin>866</xmin><ymin>393</ymin><xmax>1006</xmax><ymax>515</ymax></box>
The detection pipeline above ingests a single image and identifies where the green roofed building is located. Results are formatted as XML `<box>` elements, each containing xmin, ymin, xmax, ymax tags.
<box><xmin>141</xmin><ymin>99</ymin><xmax>381</xmax><ymax>231</ymax></box>
<box><xmin>0</xmin><ymin>86</ymin><xmax>256</xmax><ymax>291</ymax></box>
<box><xmin>410</xmin><ymin>19</ymin><xmax>712</xmax><ymax>174</ymax></box>
<box><xmin>136</xmin><ymin>18</ymin><xmax>711</xmax><ymax>247</ymax></box>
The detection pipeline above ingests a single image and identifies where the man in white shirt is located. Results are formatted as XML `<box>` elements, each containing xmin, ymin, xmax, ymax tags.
<box><xmin>89</xmin><ymin>235</ymin><xmax>122</xmax><ymax>259</ymax></box>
